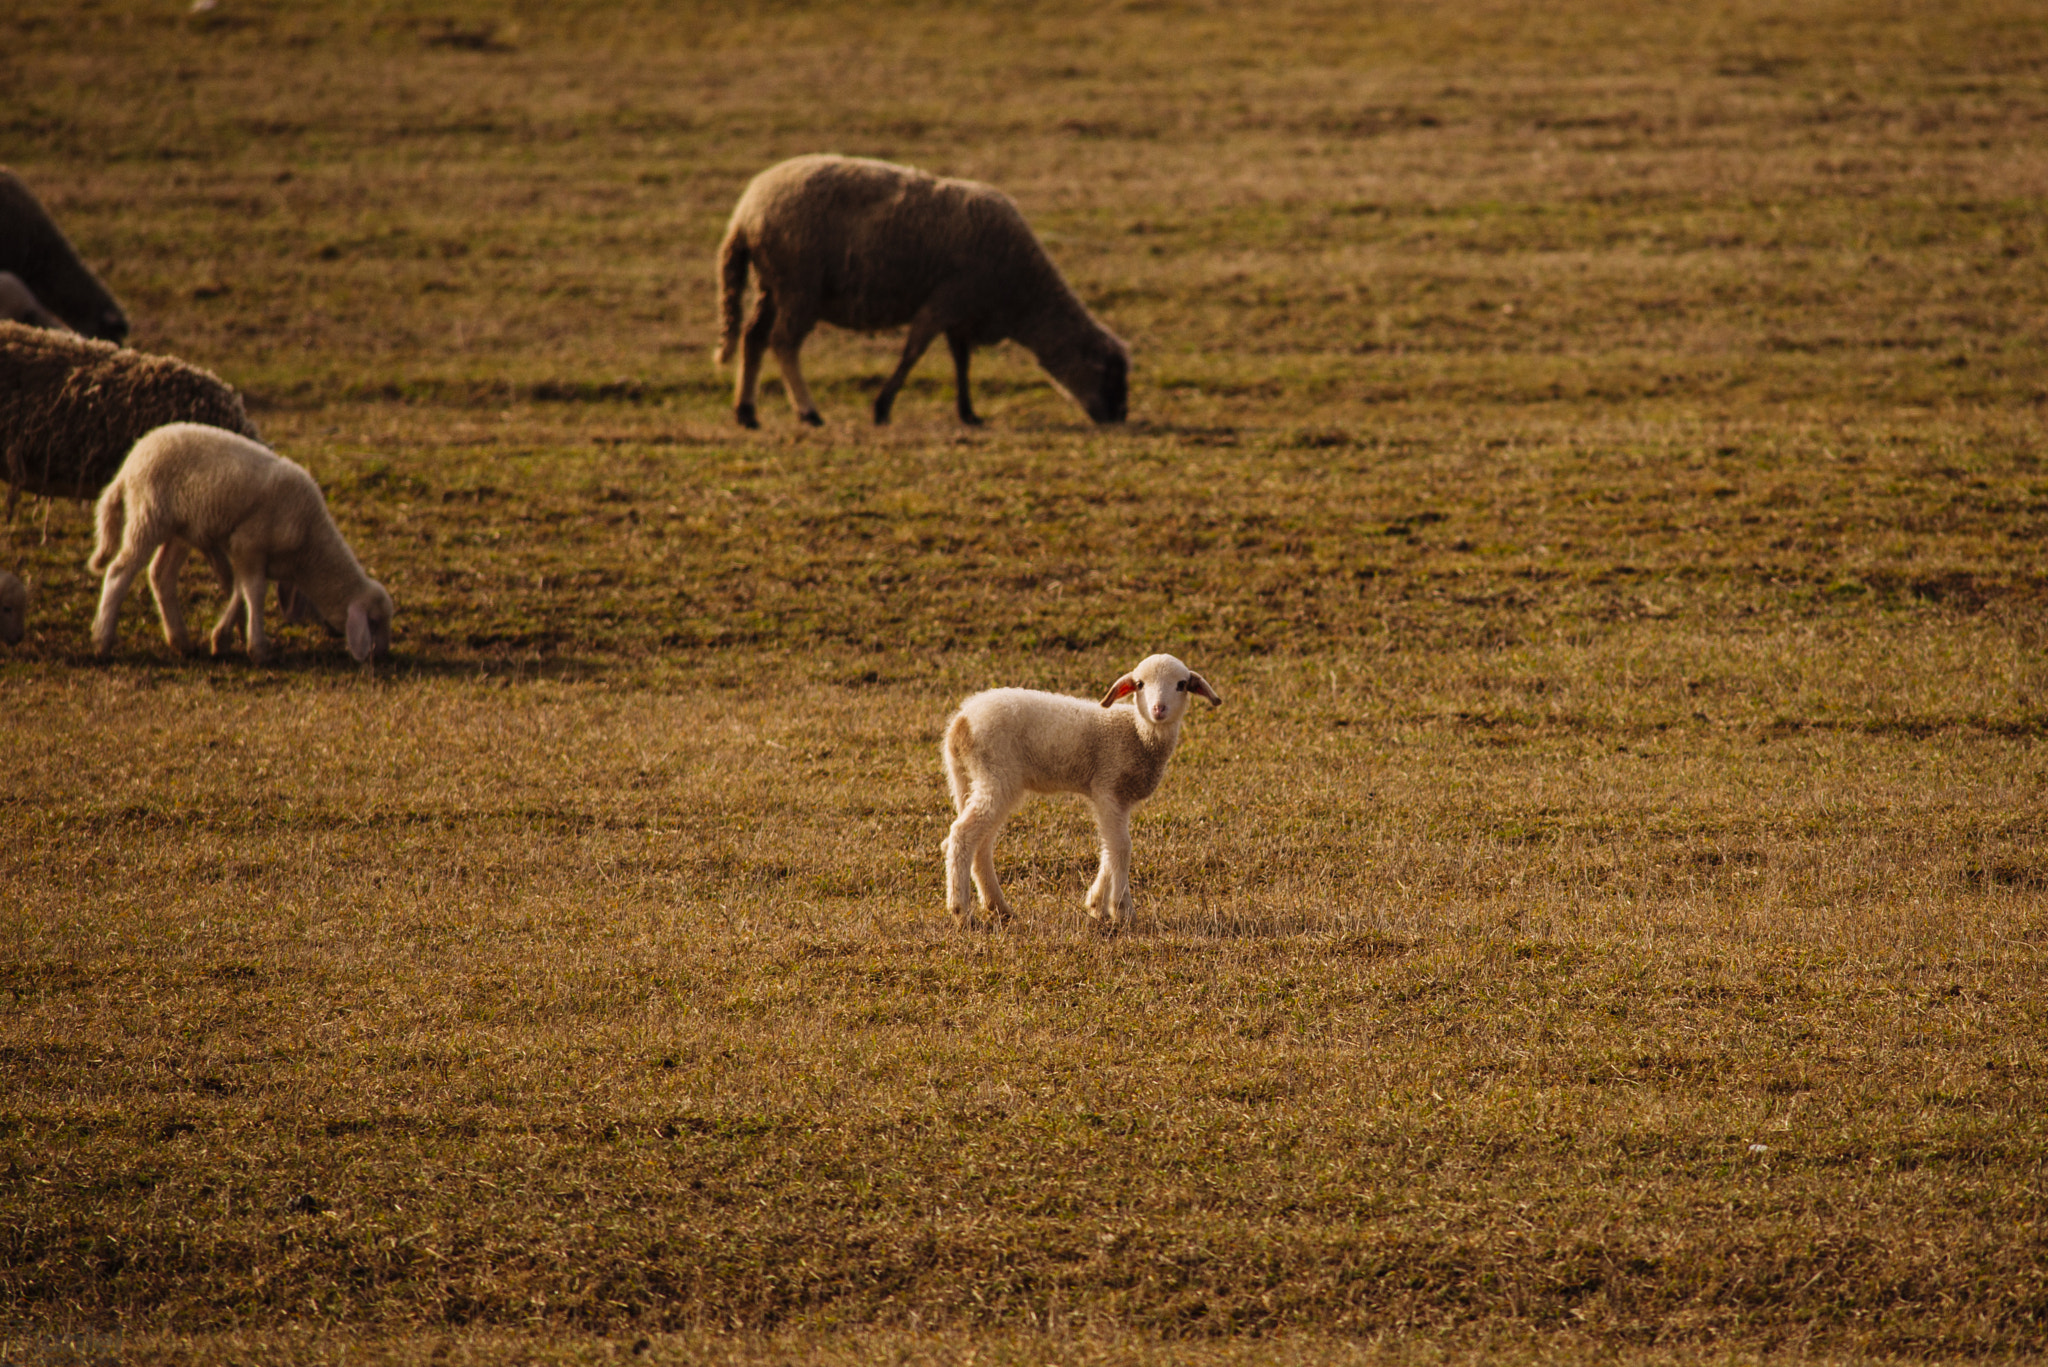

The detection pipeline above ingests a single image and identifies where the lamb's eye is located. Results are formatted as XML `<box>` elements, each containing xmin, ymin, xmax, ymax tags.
<box><xmin>1176</xmin><ymin>680</ymin><xmax>1187</xmax><ymax>691</ymax></box>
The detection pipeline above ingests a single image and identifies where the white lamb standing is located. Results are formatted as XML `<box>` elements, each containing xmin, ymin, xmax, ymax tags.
<box><xmin>88</xmin><ymin>423</ymin><xmax>393</xmax><ymax>664</ymax></box>
<box><xmin>942</xmin><ymin>654</ymin><xmax>1221</xmax><ymax>929</ymax></box>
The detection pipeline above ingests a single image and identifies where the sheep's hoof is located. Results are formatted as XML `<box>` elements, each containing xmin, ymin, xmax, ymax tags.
<box><xmin>734</xmin><ymin>403</ymin><xmax>758</xmax><ymax>430</ymax></box>
<box><xmin>959</xmin><ymin>412</ymin><xmax>983</xmax><ymax>428</ymax></box>
<box><xmin>798</xmin><ymin>410</ymin><xmax>824</xmax><ymax>428</ymax></box>
<box><xmin>872</xmin><ymin>401</ymin><xmax>894</xmax><ymax>425</ymax></box>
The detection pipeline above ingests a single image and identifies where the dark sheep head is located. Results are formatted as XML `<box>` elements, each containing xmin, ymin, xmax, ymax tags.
<box><xmin>80</xmin><ymin>299</ymin><xmax>129</xmax><ymax>344</ymax></box>
<box><xmin>1042</xmin><ymin>325</ymin><xmax>1129</xmax><ymax>425</ymax></box>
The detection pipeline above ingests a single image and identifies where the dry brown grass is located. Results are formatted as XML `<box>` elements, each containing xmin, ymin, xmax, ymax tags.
<box><xmin>4</xmin><ymin>0</ymin><xmax>2048</xmax><ymax>1361</ymax></box>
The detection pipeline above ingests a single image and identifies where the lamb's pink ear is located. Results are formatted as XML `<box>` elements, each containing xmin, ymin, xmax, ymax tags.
<box><xmin>346</xmin><ymin>599</ymin><xmax>374</xmax><ymax>662</ymax></box>
<box><xmin>1187</xmin><ymin>672</ymin><xmax>1222</xmax><ymax>707</ymax></box>
<box><xmin>1100</xmin><ymin>675</ymin><xmax>1138</xmax><ymax>708</ymax></box>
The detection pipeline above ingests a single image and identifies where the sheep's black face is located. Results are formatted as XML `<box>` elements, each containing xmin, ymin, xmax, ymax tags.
<box><xmin>1089</xmin><ymin>349</ymin><xmax>1129</xmax><ymax>424</ymax></box>
<box><xmin>94</xmin><ymin>306</ymin><xmax>130</xmax><ymax>345</ymax></box>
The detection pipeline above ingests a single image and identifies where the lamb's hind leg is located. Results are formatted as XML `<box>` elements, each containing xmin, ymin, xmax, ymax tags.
<box><xmin>145</xmin><ymin>541</ymin><xmax>194</xmax><ymax>652</ymax></box>
<box><xmin>92</xmin><ymin>539</ymin><xmax>156</xmax><ymax>658</ymax></box>
<box><xmin>946</xmin><ymin>790</ymin><xmax>1016</xmax><ymax>928</ymax></box>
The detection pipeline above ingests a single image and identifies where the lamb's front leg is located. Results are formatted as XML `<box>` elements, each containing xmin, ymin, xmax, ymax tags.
<box><xmin>1087</xmin><ymin>802</ymin><xmax>1134</xmax><ymax>926</ymax></box>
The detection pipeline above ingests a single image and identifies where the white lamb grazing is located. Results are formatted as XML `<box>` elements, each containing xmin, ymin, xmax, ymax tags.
<box><xmin>942</xmin><ymin>653</ymin><xmax>1221</xmax><ymax>929</ymax></box>
<box><xmin>88</xmin><ymin>423</ymin><xmax>393</xmax><ymax>664</ymax></box>
<box><xmin>0</xmin><ymin>570</ymin><xmax>26</xmax><ymax>645</ymax></box>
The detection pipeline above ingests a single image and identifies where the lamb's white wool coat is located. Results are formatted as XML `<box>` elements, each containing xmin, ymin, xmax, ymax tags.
<box><xmin>88</xmin><ymin>423</ymin><xmax>392</xmax><ymax>664</ymax></box>
<box><xmin>0</xmin><ymin>570</ymin><xmax>26</xmax><ymax>646</ymax></box>
<box><xmin>941</xmin><ymin>653</ymin><xmax>1220</xmax><ymax>929</ymax></box>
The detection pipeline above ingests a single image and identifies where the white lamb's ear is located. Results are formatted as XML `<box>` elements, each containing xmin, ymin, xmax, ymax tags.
<box><xmin>346</xmin><ymin>599</ymin><xmax>374</xmax><ymax>662</ymax></box>
<box><xmin>1100</xmin><ymin>675</ymin><xmax>1138</xmax><ymax>708</ymax></box>
<box><xmin>1186</xmin><ymin>672</ymin><xmax>1222</xmax><ymax>707</ymax></box>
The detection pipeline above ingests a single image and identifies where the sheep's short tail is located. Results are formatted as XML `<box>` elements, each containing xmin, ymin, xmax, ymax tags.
<box><xmin>942</xmin><ymin>712</ymin><xmax>973</xmax><ymax>812</ymax></box>
<box><xmin>713</xmin><ymin>225</ymin><xmax>750</xmax><ymax>368</ymax></box>
<box><xmin>86</xmin><ymin>479</ymin><xmax>124</xmax><ymax>574</ymax></box>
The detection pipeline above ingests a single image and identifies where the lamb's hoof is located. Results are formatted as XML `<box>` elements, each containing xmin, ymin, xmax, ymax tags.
<box><xmin>872</xmin><ymin>403</ymin><xmax>894</xmax><ymax>426</ymax></box>
<box><xmin>798</xmin><ymin>410</ymin><xmax>824</xmax><ymax>428</ymax></box>
<box><xmin>734</xmin><ymin>403</ymin><xmax>759</xmax><ymax>430</ymax></box>
<box><xmin>958</xmin><ymin>410</ymin><xmax>983</xmax><ymax>428</ymax></box>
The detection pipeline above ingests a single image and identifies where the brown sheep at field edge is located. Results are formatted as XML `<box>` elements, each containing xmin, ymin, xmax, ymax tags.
<box><xmin>0</xmin><ymin>168</ymin><xmax>128</xmax><ymax>342</ymax></box>
<box><xmin>714</xmin><ymin>154</ymin><xmax>1128</xmax><ymax>429</ymax></box>
<box><xmin>0</xmin><ymin>321</ymin><xmax>258</xmax><ymax>505</ymax></box>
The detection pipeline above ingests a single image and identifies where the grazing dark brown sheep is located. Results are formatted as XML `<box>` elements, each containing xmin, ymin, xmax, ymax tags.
<box><xmin>0</xmin><ymin>169</ymin><xmax>128</xmax><ymax>342</ymax></box>
<box><xmin>714</xmin><ymin>154</ymin><xmax>1128</xmax><ymax>429</ymax></box>
<box><xmin>0</xmin><ymin>322</ymin><xmax>258</xmax><ymax>503</ymax></box>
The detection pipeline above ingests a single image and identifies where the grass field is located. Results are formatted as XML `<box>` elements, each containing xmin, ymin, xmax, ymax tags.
<box><xmin>5</xmin><ymin>1</ymin><xmax>2048</xmax><ymax>1361</ymax></box>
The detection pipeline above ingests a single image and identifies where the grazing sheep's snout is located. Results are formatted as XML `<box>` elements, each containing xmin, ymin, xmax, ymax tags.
<box><xmin>97</xmin><ymin>306</ymin><xmax>129</xmax><ymax>345</ymax></box>
<box><xmin>344</xmin><ymin>586</ymin><xmax>394</xmax><ymax>663</ymax></box>
<box><xmin>1090</xmin><ymin>353</ymin><xmax>1129</xmax><ymax>424</ymax></box>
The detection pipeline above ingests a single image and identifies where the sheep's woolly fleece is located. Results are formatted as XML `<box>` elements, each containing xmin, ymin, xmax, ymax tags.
<box><xmin>716</xmin><ymin>153</ymin><xmax>1128</xmax><ymax>428</ymax></box>
<box><xmin>0</xmin><ymin>322</ymin><xmax>257</xmax><ymax>502</ymax></box>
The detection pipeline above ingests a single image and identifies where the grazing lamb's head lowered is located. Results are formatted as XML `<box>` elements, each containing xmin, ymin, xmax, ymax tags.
<box><xmin>1101</xmin><ymin>652</ymin><xmax>1222</xmax><ymax>723</ymax></box>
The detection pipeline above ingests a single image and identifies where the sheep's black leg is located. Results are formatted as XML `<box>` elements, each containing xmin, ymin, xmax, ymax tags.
<box><xmin>765</xmin><ymin>302</ymin><xmax>825</xmax><ymax>425</ymax></box>
<box><xmin>946</xmin><ymin>331</ymin><xmax>982</xmax><ymax>426</ymax></box>
<box><xmin>874</xmin><ymin>314</ymin><xmax>944</xmax><ymax>425</ymax></box>
<box><xmin>735</xmin><ymin>294</ymin><xmax>775</xmax><ymax>428</ymax></box>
